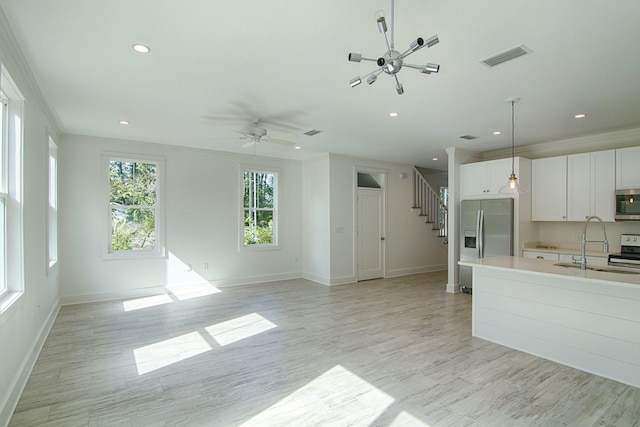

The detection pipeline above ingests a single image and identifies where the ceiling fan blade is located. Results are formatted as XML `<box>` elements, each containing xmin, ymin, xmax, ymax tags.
<box><xmin>269</xmin><ymin>139</ymin><xmax>297</xmax><ymax>147</ymax></box>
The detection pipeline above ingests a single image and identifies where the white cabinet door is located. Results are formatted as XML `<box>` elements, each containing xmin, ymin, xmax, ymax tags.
<box><xmin>591</xmin><ymin>150</ymin><xmax>615</xmax><ymax>221</ymax></box>
<box><xmin>567</xmin><ymin>153</ymin><xmax>591</xmax><ymax>221</ymax></box>
<box><xmin>461</xmin><ymin>162</ymin><xmax>488</xmax><ymax>197</ymax></box>
<box><xmin>559</xmin><ymin>253</ymin><xmax>608</xmax><ymax>266</ymax></box>
<box><xmin>522</xmin><ymin>250</ymin><xmax>559</xmax><ymax>261</ymax></box>
<box><xmin>586</xmin><ymin>256</ymin><xmax>608</xmax><ymax>267</ymax></box>
<box><xmin>616</xmin><ymin>146</ymin><xmax>640</xmax><ymax>189</ymax></box>
<box><xmin>487</xmin><ymin>158</ymin><xmax>513</xmax><ymax>194</ymax></box>
<box><xmin>461</xmin><ymin>158</ymin><xmax>516</xmax><ymax>197</ymax></box>
<box><xmin>532</xmin><ymin>156</ymin><xmax>567</xmax><ymax>221</ymax></box>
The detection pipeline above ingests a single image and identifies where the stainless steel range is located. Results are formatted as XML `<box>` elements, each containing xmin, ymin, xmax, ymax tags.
<box><xmin>608</xmin><ymin>234</ymin><xmax>640</xmax><ymax>268</ymax></box>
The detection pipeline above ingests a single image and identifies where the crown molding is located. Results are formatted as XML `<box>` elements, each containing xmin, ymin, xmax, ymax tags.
<box><xmin>480</xmin><ymin>127</ymin><xmax>640</xmax><ymax>161</ymax></box>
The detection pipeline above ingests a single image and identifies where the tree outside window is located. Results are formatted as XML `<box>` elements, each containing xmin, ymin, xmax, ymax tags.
<box><xmin>109</xmin><ymin>160</ymin><xmax>157</xmax><ymax>251</ymax></box>
<box><xmin>243</xmin><ymin>170</ymin><xmax>277</xmax><ymax>246</ymax></box>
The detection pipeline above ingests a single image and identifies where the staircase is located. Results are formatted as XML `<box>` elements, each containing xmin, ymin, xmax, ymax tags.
<box><xmin>411</xmin><ymin>167</ymin><xmax>448</xmax><ymax>243</ymax></box>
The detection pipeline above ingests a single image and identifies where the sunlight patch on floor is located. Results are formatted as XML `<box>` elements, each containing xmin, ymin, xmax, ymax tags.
<box><xmin>165</xmin><ymin>282</ymin><xmax>221</xmax><ymax>300</ymax></box>
<box><xmin>239</xmin><ymin>365</ymin><xmax>394</xmax><ymax>426</ymax></box>
<box><xmin>123</xmin><ymin>294</ymin><xmax>174</xmax><ymax>312</ymax></box>
<box><xmin>389</xmin><ymin>411</ymin><xmax>431</xmax><ymax>426</ymax></box>
<box><xmin>205</xmin><ymin>313</ymin><xmax>276</xmax><ymax>346</ymax></box>
<box><xmin>133</xmin><ymin>331</ymin><xmax>211</xmax><ymax>375</ymax></box>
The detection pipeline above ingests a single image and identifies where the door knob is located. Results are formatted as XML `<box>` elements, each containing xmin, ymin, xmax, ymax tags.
<box><xmin>381</xmin><ymin>237</ymin><xmax>386</xmax><ymax>241</ymax></box>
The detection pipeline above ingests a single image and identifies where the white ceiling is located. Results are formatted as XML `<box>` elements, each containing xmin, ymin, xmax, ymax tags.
<box><xmin>2</xmin><ymin>0</ymin><xmax>640</xmax><ymax>170</ymax></box>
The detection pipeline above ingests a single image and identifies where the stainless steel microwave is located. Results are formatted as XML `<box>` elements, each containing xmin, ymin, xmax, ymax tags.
<box><xmin>615</xmin><ymin>189</ymin><xmax>640</xmax><ymax>220</ymax></box>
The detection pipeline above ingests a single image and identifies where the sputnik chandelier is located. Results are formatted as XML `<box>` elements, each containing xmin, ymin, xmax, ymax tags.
<box><xmin>348</xmin><ymin>0</ymin><xmax>440</xmax><ymax>95</ymax></box>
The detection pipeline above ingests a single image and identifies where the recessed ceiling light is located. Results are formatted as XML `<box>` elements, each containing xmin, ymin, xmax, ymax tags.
<box><xmin>119</xmin><ymin>120</ymin><xmax>129</xmax><ymax>125</ymax></box>
<box><xmin>493</xmin><ymin>131</ymin><xmax>501</xmax><ymax>135</ymax></box>
<box><xmin>132</xmin><ymin>44</ymin><xmax>150</xmax><ymax>53</ymax></box>
<box><xmin>574</xmin><ymin>113</ymin><xmax>587</xmax><ymax>119</ymax></box>
<box><xmin>432</xmin><ymin>157</ymin><xmax>438</xmax><ymax>161</ymax></box>
<box><xmin>389</xmin><ymin>112</ymin><xmax>399</xmax><ymax>117</ymax></box>
<box><xmin>295</xmin><ymin>146</ymin><xmax>301</xmax><ymax>150</ymax></box>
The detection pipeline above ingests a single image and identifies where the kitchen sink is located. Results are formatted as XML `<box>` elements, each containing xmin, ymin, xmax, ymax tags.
<box><xmin>553</xmin><ymin>262</ymin><xmax>640</xmax><ymax>274</ymax></box>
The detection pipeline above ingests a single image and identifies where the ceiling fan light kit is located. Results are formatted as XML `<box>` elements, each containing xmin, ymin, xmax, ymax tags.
<box><xmin>348</xmin><ymin>0</ymin><xmax>441</xmax><ymax>95</ymax></box>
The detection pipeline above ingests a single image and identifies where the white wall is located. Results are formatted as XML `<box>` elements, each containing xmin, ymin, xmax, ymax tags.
<box><xmin>0</xmin><ymin>13</ymin><xmax>60</xmax><ymax>424</ymax></box>
<box><xmin>302</xmin><ymin>154</ymin><xmax>330</xmax><ymax>284</ymax></box>
<box><xmin>328</xmin><ymin>154</ymin><xmax>447</xmax><ymax>285</ymax></box>
<box><xmin>59</xmin><ymin>135</ymin><xmax>303</xmax><ymax>302</ymax></box>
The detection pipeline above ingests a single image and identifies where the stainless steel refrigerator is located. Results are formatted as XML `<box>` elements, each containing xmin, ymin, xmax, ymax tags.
<box><xmin>459</xmin><ymin>198</ymin><xmax>514</xmax><ymax>293</ymax></box>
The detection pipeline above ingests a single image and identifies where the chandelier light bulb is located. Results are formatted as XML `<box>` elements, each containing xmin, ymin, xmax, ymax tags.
<box><xmin>375</xmin><ymin>10</ymin><xmax>387</xmax><ymax>33</ymax></box>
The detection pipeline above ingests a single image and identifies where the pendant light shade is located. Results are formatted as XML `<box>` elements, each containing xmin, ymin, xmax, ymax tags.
<box><xmin>499</xmin><ymin>98</ymin><xmax>527</xmax><ymax>194</ymax></box>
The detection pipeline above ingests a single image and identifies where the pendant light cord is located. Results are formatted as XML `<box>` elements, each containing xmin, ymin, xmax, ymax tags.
<box><xmin>511</xmin><ymin>100</ymin><xmax>515</xmax><ymax>174</ymax></box>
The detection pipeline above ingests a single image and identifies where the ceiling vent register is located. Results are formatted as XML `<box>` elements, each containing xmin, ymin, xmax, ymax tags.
<box><xmin>480</xmin><ymin>44</ymin><xmax>533</xmax><ymax>67</ymax></box>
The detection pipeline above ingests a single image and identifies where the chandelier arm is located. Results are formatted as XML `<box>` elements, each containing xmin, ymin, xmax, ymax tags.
<box><xmin>382</xmin><ymin>31</ymin><xmax>393</xmax><ymax>57</ymax></box>
<box><xmin>402</xmin><ymin>63</ymin><xmax>428</xmax><ymax>70</ymax></box>
<box><xmin>362</xmin><ymin>67</ymin><xmax>384</xmax><ymax>80</ymax></box>
<box><xmin>359</xmin><ymin>57</ymin><xmax>382</xmax><ymax>63</ymax></box>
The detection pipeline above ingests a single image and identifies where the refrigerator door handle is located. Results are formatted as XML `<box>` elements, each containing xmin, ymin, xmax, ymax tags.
<box><xmin>478</xmin><ymin>209</ymin><xmax>485</xmax><ymax>258</ymax></box>
<box><xmin>476</xmin><ymin>209</ymin><xmax>482</xmax><ymax>258</ymax></box>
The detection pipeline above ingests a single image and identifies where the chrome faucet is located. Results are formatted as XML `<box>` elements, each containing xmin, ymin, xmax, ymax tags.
<box><xmin>577</xmin><ymin>216</ymin><xmax>609</xmax><ymax>270</ymax></box>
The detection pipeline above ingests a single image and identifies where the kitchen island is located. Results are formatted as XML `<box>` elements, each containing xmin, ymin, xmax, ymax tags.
<box><xmin>459</xmin><ymin>256</ymin><xmax>640</xmax><ymax>388</ymax></box>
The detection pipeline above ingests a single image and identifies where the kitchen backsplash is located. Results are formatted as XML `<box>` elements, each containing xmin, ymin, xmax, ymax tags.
<box><xmin>536</xmin><ymin>221</ymin><xmax>640</xmax><ymax>251</ymax></box>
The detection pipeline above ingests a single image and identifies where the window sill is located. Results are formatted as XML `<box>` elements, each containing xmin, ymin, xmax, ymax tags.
<box><xmin>240</xmin><ymin>244</ymin><xmax>281</xmax><ymax>252</ymax></box>
<box><xmin>0</xmin><ymin>291</ymin><xmax>23</xmax><ymax>315</ymax></box>
<box><xmin>102</xmin><ymin>249</ymin><xmax>166</xmax><ymax>261</ymax></box>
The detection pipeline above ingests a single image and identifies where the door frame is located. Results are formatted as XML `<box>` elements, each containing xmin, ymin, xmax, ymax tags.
<box><xmin>354</xmin><ymin>167</ymin><xmax>387</xmax><ymax>281</ymax></box>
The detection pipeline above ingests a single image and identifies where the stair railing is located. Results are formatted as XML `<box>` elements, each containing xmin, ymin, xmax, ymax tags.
<box><xmin>412</xmin><ymin>167</ymin><xmax>448</xmax><ymax>240</ymax></box>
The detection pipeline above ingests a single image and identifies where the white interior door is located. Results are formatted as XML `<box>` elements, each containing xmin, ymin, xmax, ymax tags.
<box><xmin>357</xmin><ymin>188</ymin><xmax>385</xmax><ymax>281</ymax></box>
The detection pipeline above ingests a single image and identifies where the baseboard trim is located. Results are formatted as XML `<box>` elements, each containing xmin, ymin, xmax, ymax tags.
<box><xmin>386</xmin><ymin>264</ymin><xmax>447</xmax><ymax>278</ymax></box>
<box><xmin>60</xmin><ymin>272</ymin><xmax>305</xmax><ymax>305</ymax></box>
<box><xmin>1</xmin><ymin>300</ymin><xmax>60</xmax><ymax>427</ymax></box>
<box><xmin>60</xmin><ymin>286</ymin><xmax>168</xmax><ymax>306</ymax></box>
<box><xmin>302</xmin><ymin>272</ymin><xmax>330</xmax><ymax>286</ymax></box>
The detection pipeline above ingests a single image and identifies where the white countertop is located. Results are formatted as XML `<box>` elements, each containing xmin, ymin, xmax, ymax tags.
<box><xmin>459</xmin><ymin>256</ymin><xmax>640</xmax><ymax>288</ymax></box>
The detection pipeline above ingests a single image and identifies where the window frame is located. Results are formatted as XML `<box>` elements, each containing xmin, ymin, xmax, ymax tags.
<box><xmin>0</xmin><ymin>66</ymin><xmax>24</xmax><ymax>313</ymax></box>
<box><xmin>46</xmin><ymin>136</ymin><xmax>58</xmax><ymax>271</ymax></box>
<box><xmin>239</xmin><ymin>167</ymin><xmax>280</xmax><ymax>251</ymax></box>
<box><xmin>102</xmin><ymin>153</ymin><xmax>165</xmax><ymax>260</ymax></box>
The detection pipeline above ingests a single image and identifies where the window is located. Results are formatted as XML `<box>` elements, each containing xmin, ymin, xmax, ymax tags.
<box><xmin>0</xmin><ymin>67</ymin><xmax>24</xmax><ymax>310</ymax></box>
<box><xmin>242</xmin><ymin>169</ymin><xmax>278</xmax><ymax>247</ymax></box>
<box><xmin>104</xmin><ymin>155</ymin><xmax>164</xmax><ymax>258</ymax></box>
<box><xmin>47</xmin><ymin>137</ymin><xmax>58</xmax><ymax>269</ymax></box>
<box><xmin>0</xmin><ymin>91</ymin><xmax>7</xmax><ymax>298</ymax></box>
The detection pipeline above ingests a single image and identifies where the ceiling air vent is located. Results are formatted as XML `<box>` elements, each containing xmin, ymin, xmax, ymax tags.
<box><xmin>459</xmin><ymin>135</ymin><xmax>479</xmax><ymax>140</ymax></box>
<box><xmin>480</xmin><ymin>44</ymin><xmax>532</xmax><ymax>67</ymax></box>
<box><xmin>304</xmin><ymin>129</ymin><xmax>321</xmax><ymax>136</ymax></box>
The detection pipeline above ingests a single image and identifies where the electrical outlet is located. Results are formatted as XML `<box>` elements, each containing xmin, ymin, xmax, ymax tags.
<box><xmin>203</xmin><ymin>263</ymin><xmax>209</xmax><ymax>271</ymax></box>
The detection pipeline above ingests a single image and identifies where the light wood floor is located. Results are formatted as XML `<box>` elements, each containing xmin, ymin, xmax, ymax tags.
<box><xmin>10</xmin><ymin>272</ymin><xmax>640</xmax><ymax>426</ymax></box>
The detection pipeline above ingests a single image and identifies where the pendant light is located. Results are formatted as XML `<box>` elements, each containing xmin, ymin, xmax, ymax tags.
<box><xmin>499</xmin><ymin>97</ymin><xmax>526</xmax><ymax>194</ymax></box>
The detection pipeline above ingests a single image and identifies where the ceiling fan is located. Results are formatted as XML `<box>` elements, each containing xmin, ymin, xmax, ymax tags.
<box><xmin>234</xmin><ymin>120</ymin><xmax>298</xmax><ymax>149</ymax></box>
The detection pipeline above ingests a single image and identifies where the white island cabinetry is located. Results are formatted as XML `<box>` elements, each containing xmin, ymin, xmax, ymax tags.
<box><xmin>459</xmin><ymin>256</ymin><xmax>640</xmax><ymax>388</ymax></box>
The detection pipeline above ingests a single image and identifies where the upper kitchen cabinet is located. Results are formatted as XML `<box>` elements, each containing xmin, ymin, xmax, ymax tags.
<box><xmin>533</xmin><ymin>150</ymin><xmax>615</xmax><ymax>222</ymax></box>
<box><xmin>616</xmin><ymin>146</ymin><xmax>640</xmax><ymax>189</ymax></box>
<box><xmin>461</xmin><ymin>158</ymin><xmax>515</xmax><ymax>197</ymax></box>
<box><xmin>567</xmin><ymin>150</ymin><xmax>615</xmax><ymax>222</ymax></box>
<box><xmin>532</xmin><ymin>156</ymin><xmax>567</xmax><ymax>221</ymax></box>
